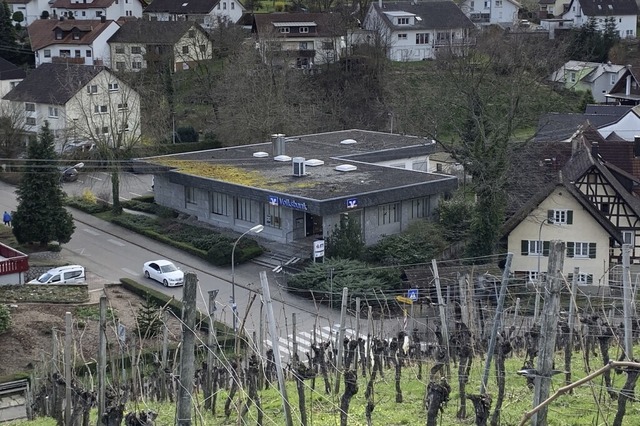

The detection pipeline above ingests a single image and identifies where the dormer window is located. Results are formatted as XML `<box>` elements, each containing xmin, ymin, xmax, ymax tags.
<box><xmin>299</xmin><ymin>26</ymin><xmax>309</xmax><ymax>33</ymax></box>
<box><xmin>279</xmin><ymin>27</ymin><xmax>290</xmax><ymax>33</ymax></box>
<box><xmin>55</xmin><ymin>30</ymin><xmax>63</xmax><ymax>40</ymax></box>
<box><xmin>397</xmin><ymin>17</ymin><xmax>409</xmax><ymax>25</ymax></box>
<box><xmin>72</xmin><ymin>30</ymin><xmax>80</xmax><ymax>40</ymax></box>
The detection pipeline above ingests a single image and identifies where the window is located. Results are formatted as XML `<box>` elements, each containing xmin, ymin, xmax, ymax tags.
<box><xmin>299</xmin><ymin>42</ymin><xmax>308</xmax><ymax>50</ymax></box>
<box><xmin>25</xmin><ymin>103</ymin><xmax>35</xmax><ymax>112</ymax></box>
<box><xmin>182</xmin><ymin>46</ymin><xmax>189</xmax><ymax>54</ymax></box>
<box><xmin>231</xmin><ymin>1</ymin><xmax>234</xmax><ymax>8</ymax></box>
<box><xmin>116</xmin><ymin>61</ymin><xmax>125</xmax><ymax>70</ymax></box>
<box><xmin>411</xmin><ymin>197</ymin><xmax>429</xmax><ymax>219</ymax></box>
<box><xmin>188</xmin><ymin>29</ymin><xmax>195</xmax><ymax>38</ymax></box>
<box><xmin>126</xmin><ymin>10</ymin><xmax>132</xmax><ymax>16</ymax></box>
<box><xmin>217</xmin><ymin>2</ymin><xmax>220</xmax><ymax>8</ymax></box>
<box><xmin>397</xmin><ymin>17</ymin><xmax>409</xmax><ymax>25</ymax></box>
<box><xmin>416</xmin><ymin>33</ymin><xmax>429</xmax><ymax>44</ymax></box>
<box><xmin>115</xmin><ymin>46</ymin><xmax>125</xmax><ymax>54</ymax></box>
<box><xmin>223</xmin><ymin>1</ymin><xmax>226</xmax><ymax>8</ymax></box>
<box><xmin>94</xmin><ymin>105</ymin><xmax>108</xmax><ymax>114</ymax></box>
<box><xmin>60</xmin><ymin>50</ymin><xmax>71</xmax><ymax>57</ymax></box>
<box><xmin>185</xmin><ymin>187</ymin><xmax>197</xmax><ymax>205</ymax></box>
<box><xmin>437</xmin><ymin>32</ymin><xmax>451</xmax><ymax>42</ymax></box>
<box><xmin>199</xmin><ymin>44</ymin><xmax>207</xmax><ymax>52</ymax></box>
<box><xmin>117</xmin><ymin>103</ymin><xmax>128</xmax><ymax>110</ymax></box>
<box><xmin>520</xmin><ymin>240</ymin><xmax>549</xmax><ymax>256</ymax></box>
<box><xmin>55</xmin><ymin>30</ymin><xmax>63</xmax><ymax>40</ymax></box>
<box><xmin>95</xmin><ymin>126</ymin><xmax>109</xmax><ymax>134</ymax></box>
<box><xmin>44</xmin><ymin>49</ymin><xmax>51</xmax><ymax>58</ymax></box>
<box><xmin>299</xmin><ymin>26</ymin><xmax>309</xmax><ymax>33</ymax></box>
<box><xmin>627</xmin><ymin>29</ymin><xmax>633</xmax><ymax>36</ymax></box>
<box><xmin>87</xmin><ymin>85</ymin><xmax>98</xmax><ymax>94</ymax></box>
<box><xmin>569</xmin><ymin>72</ymin><xmax>576</xmax><ymax>83</ymax></box>
<box><xmin>74</xmin><ymin>50</ymin><xmax>81</xmax><ymax>58</ymax></box>
<box><xmin>280</xmin><ymin>27</ymin><xmax>290</xmax><ymax>33</ymax></box>
<box><xmin>611</xmin><ymin>73</ymin><xmax>617</xmax><ymax>85</ymax></box>
<box><xmin>132</xmin><ymin>61</ymin><xmax>142</xmax><ymax>69</ymax></box>
<box><xmin>96</xmin><ymin>11</ymin><xmax>102</xmax><ymax>17</ymax></box>
<box><xmin>72</xmin><ymin>31</ymin><xmax>80</xmax><ymax>40</ymax></box>
<box><xmin>86</xmin><ymin>50</ymin><xmax>92</xmax><ymax>57</ymax></box>
<box><xmin>82</xmin><ymin>11</ymin><xmax>85</xmax><ymax>16</ymax></box>
<box><xmin>600</xmin><ymin>202</ymin><xmax>610</xmax><ymax>214</ymax></box>
<box><xmin>548</xmin><ymin>209</ymin><xmax>572</xmax><ymax>224</ymax></box>
<box><xmin>322</xmin><ymin>41</ymin><xmax>334</xmax><ymax>50</ymax></box>
<box><xmin>567</xmin><ymin>272</ymin><xmax>593</xmax><ymax>285</ymax></box>
<box><xmin>495</xmin><ymin>0</ymin><xmax>502</xmax><ymax>6</ymax></box>
<box><xmin>484</xmin><ymin>0</ymin><xmax>489</xmax><ymax>7</ymax></box>
<box><xmin>26</xmin><ymin>117</ymin><xmax>36</xmax><ymax>126</ymax></box>
<box><xmin>131</xmin><ymin>46</ymin><xmax>142</xmax><ymax>54</ymax></box>
<box><xmin>235</xmin><ymin>197</ymin><xmax>253</xmax><ymax>221</ymax></box>
<box><xmin>378</xmin><ymin>202</ymin><xmax>400</xmax><ymax>225</ymax></box>
<box><xmin>118</xmin><ymin>123</ymin><xmax>129</xmax><ymax>133</ymax></box>
<box><xmin>471</xmin><ymin>0</ymin><xmax>474</xmax><ymax>7</ymax></box>
<box><xmin>398</xmin><ymin>33</ymin><xmax>407</xmax><ymax>40</ymax></box>
<box><xmin>623</xmin><ymin>231</ymin><xmax>634</xmax><ymax>245</ymax></box>
<box><xmin>210</xmin><ymin>192</ymin><xmax>228</xmax><ymax>216</ymax></box>
<box><xmin>108</xmin><ymin>83</ymin><xmax>119</xmax><ymax>91</ymax></box>
<box><xmin>264</xmin><ymin>203</ymin><xmax>282</xmax><ymax>228</ymax></box>
<box><xmin>566</xmin><ymin>242</ymin><xmax>596</xmax><ymax>258</ymax></box>
<box><xmin>48</xmin><ymin>107</ymin><xmax>59</xmax><ymax>118</ymax></box>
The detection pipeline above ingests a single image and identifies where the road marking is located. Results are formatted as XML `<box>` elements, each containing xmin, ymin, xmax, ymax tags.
<box><xmin>129</xmin><ymin>192</ymin><xmax>141</xmax><ymax>197</ymax></box>
<box><xmin>72</xmin><ymin>248</ymin><xmax>90</xmax><ymax>256</ymax></box>
<box><xmin>121</xmin><ymin>268</ymin><xmax>137</xmax><ymax>276</ymax></box>
<box><xmin>119</xmin><ymin>196</ymin><xmax>130</xmax><ymax>201</ymax></box>
<box><xmin>107</xmin><ymin>239</ymin><xmax>125</xmax><ymax>247</ymax></box>
<box><xmin>89</xmin><ymin>175</ymin><xmax>102</xmax><ymax>181</ymax></box>
<box><xmin>83</xmin><ymin>228</ymin><xmax>100</xmax><ymax>236</ymax></box>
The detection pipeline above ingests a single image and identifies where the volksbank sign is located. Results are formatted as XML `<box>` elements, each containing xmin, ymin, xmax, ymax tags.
<box><xmin>269</xmin><ymin>195</ymin><xmax>309</xmax><ymax>211</ymax></box>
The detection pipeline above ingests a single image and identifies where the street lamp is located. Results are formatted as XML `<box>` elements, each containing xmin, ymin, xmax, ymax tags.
<box><xmin>231</xmin><ymin>224</ymin><xmax>264</xmax><ymax>348</ymax></box>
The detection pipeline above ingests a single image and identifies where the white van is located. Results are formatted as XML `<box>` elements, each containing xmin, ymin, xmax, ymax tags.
<box><xmin>29</xmin><ymin>265</ymin><xmax>86</xmax><ymax>284</ymax></box>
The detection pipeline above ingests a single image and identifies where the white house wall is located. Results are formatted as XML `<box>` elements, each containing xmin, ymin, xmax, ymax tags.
<box><xmin>564</xmin><ymin>5</ymin><xmax>637</xmax><ymax>37</ymax></box>
<box><xmin>598</xmin><ymin>112</ymin><xmax>640</xmax><ymax>141</ymax></box>
<box><xmin>54</xmin><ymin>1</ymin><xmax>143</xmax><ymax>20</ymax></box>
<box><xmin>508</xmin><ymin>187</ymin><xmax>611</xmax><ymax>285</ymax></box>
<box><xmin>209</xmin><ymin>0</ymin><xmax>243</xmax><ymax>25</ymax></box>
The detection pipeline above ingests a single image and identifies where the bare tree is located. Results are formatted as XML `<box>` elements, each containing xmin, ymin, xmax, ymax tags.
<box><xmin>0</xmin><ymin>102</ymin><xmax>28</xmax><ymax>165</ymax></box>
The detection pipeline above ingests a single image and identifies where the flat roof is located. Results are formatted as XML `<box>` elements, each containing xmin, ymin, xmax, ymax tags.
<box><xmin>139</xmin><ymin>130</ymin><xmax>457</xmax><ymax>210</ymax></box>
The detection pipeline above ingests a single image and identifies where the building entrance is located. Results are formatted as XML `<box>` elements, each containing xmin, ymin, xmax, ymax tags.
<box><xmin>305</xmin><ymin>213</ymin><xmax>323</xmax><ymax>237</ymax></box>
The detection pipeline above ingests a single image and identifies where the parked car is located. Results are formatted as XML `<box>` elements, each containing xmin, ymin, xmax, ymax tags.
<box><xmin>60</xmin><ymin>166</ymin><xmax>79</xmax><ymax>182</ymax></box>
<box><xmin>143</xmin><ymin>260</ymin><xmax>184</xmax><ymax>287</ymax></box>
<box><xmin>29</xmin><ymin>265</ymin><xmax>86</xmax><ymax>284</ymax></box>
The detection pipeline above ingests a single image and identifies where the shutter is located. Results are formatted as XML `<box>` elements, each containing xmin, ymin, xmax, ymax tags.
<box><xmin>547</xmin><ymin>210</ymin><xmax>554</xmax><ymax>222</ymax></box>
<box><xmin>567</xmin><ymin>210</ymin><xmax>573</xmax><ymax>224</ymax></box>
<box><xmin>589</xmin><ymin>242</ymin><xmax>596</xmax><ymax>258</ymax></box>
<box><xmin>521</xmin><ymin>240</ymin><xmax>528</xmax><ymax>256</ymax></box>
<box><xmin>567</xmin><ymin>242</ymin><xmax>574</xmax><ymax>257</ymax></box>
<box><xmin>543</xmin><ymin>241</ymin><xmax>550</xmax><ymax>256</ymax></box>
<box><xmin>587</xmin><ymin>274</ymin><xmax>593</xmax><ymax>285</ymax></box>
<box><xmin>568</xmin><ymin>273</ymin><xmax>573</xmax><ymax>282</ymax></box>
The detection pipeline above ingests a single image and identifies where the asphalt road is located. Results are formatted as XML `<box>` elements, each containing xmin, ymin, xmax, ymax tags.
<box><xmin>0</xmin><ymin>174</ymin><xmax>362</xmax><ymax>360</ymax></box>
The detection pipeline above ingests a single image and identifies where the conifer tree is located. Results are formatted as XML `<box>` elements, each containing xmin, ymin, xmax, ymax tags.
<box><xmin>135</xmin><ymin>296</ymin><xmax>162</xmax><ymax>338</ymax></box>
<box><xmin>0</xmin><ymin>2</ymin><xmax>20</xmax><ymax>64</ymax></box>
<box><xmin>12</xmin><ymin>121</ymin><xmax>75</xmax><ymax>246</ymax></box>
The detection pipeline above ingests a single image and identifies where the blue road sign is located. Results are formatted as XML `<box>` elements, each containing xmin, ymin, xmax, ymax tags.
<box><xmin>408</xmin><ymin>288</ymin><xmax>418</xmax><ymax>301</ymax></box>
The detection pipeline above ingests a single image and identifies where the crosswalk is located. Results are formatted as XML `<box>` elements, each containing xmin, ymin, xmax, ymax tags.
<box><xmin>265</xmin><ymin>323</ymin><xmax>366</xmax><ymax>360</ymax></box>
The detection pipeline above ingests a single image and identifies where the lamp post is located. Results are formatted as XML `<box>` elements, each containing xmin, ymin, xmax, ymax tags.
<box><xmin>534</xmin><ymin>218</ymin><xmax>549</xmax><ymax>323</ymax></box>
<box><xmin>231</xmin><ymin>224</ymin><xmax>264</xmax><ymax>348</ymax></box>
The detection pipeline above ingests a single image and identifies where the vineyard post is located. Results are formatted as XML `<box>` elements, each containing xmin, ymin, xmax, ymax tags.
<box><xmin>623</xmin><ymin>244</ymin><xmax>633</xmax><ymax>360</ymax></box>
<box><xmin>532</xmin><ymin>240</ymin><xmax>565</xmax><ymax>426</ymax></box>
<box><xmin>161</xmin><ymin>308</ymin><xmax>169</xmax><ymax>401</ymax></box>
<box><xmin>432</xmin><ymin>259</ymin><xmax>450</xmax><ymax>379</ymax></box>
<box><xmin>334</xmin><ymin>287</ymin><xmax>349</xmax><ymax>394</ymax></box>
<box><xmin>64</xmin><ymin>312</ymin><xmax>72</xmax><ymax>426</ymax></box>
<box><xmin>480</xmin><ymin>253</ymin><xmax>513</xmax><ymax>394</ymax></box>
<box><xmin>355</xmin><ymin>297</ymin><xmax>361</xmax><ymax>369</ymax></box>
<box><xmin>260</xmin><ymin>271</ymin><xmax>293</xmax><ymax>426</ymax></box>
<box><xmin>565</xmin><ymin>267</ymin><xmax>579</xmax><ymax>388</ymax></box>
<box><xmin>292</xmin><ymin>313</ymin><xmax>298</xmax><ymax>363</ymax></box>
<box><xmin>98</xmin><ymin>296</ymin><xmax>107</xmax><ymax>425</ymax></box>
<box><xmin>176</xmin><ymin>272</ymin><xmax>198</xmax><ymax>426</ymax></box>
<box><xmin>205</xmin><ymin>289</ymin><xmax>218</xmax><ymax>411</ymax></box>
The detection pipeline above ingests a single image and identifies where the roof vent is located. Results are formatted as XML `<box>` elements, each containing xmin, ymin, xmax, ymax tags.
<box><xmin>335</xmin><ymin>164</ymin><xmax>357</xmax><ymax>172</ymax></box>
<box><xmin>253</xmin><ymin>151</ymin><xmax>269</xmax><ymax>158</ymax></box>
<box><xmin>340</xmin><ymin>139</ymin><xmax>357</xmax><ymax>145</ymax></box>
<box><xmin>274</xmin><ymin>155</ymin><xmax>291</xmax><ymax>162</ymax></box>
<box><xmin>292</xmin><ymin>157</ymin><xmax>305</xmax><ymax>177</ymax></box>
<box><xmin>305</xmin><ymin>159</ymin><xmax>324</xmax><ymax>166</ymax></box>
<box><xmin>272</xmin><ymin>133</ymin><xmax>286</xmax><ymax>156</ymax></box>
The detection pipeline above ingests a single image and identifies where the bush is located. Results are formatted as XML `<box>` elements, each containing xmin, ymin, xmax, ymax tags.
<box><xmin>0</xmin><ymin>305</ymin><xmax>11</xmax><ymax>335</ymax></box>
<box><xmin>120</xmin><ymin>199</ymin><xmax>177</xmax><ymax>218</ymax></box>
<box><xmin>175</xmin><ymin>126</ymin><xmax>199</xmax><ymax>143</ymax></box>
<box><xmin>66</xmin><ymin>196</ymin><xmax>110</xmax><ymax>214</ymax></box>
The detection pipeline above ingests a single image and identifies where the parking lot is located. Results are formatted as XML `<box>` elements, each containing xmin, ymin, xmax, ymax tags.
<box><xmin>61</xmin><ymin>170</ymin><xmax>154</xmax><ymax>201</ymax></box>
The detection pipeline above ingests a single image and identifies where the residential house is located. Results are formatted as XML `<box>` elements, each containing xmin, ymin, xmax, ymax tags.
<box><xmin>534</xmin><ymin>111</ymin><xmax>625</xmax><ymax>142</ymax></box>
<box><xmin>0</xmin><ymin>243</ymin><xmax>29</xmax><ymax>285</ymax></box>
<box><xmin>2</xmin><ymin>63</ymin><xmax>141</xmax><ymax>152</ymax></box>
<box><xmin>605</xmin><ymin>65</ymin><xmax>640</xmax><ymax>105</ymax></box>
<box><xmin>252</xmin><ymin>13</ymin><xmax>344</xmax><ymax>69</ymax></box>
<box><xmin>597</xmin><ymin>105</ymin><xmax>640</xmax><ymax>140</ymax></box>
<box><xmin>108</xmin><ymin>20</ymin><xmax>212</xmax><ymax>72</ymax></box>
<box><xmin>50</xmin><ymin>0</ymin><xmax>145</xmax><ymax>21</ymax></box>
<box><xmin>5</xmin><ymin>0</ymin><xmax>51</xmax><ymax>26</ymax></box>
<box><xmin>363</xmin><ymin>1</ymin><xmax>475</xmax><ymax>62</ymax></box>
<box><xmin>504</xmin><ymin>127</ymin><xmax>640</xmax><ymax>288</ymax></box>
<box><xmin>550</xmin><ymin>61</ymin><xmax>626</xmax><ymax>103</ymax></box>
<box><xmin>143</xmin><ymin>0</ymin><xmax>245</xmax><ymax>29</ymax></box>
<box><xmin>459</xmin><ymin>0</ymin><xmax>520</xmax><ymax>26</ymax></box>
<box><xmin>27</xmin><ymin>17</ymin><xmax>120</xmax><ymax>67</ymax></box>
<box><xmin>562</xmin><ymin>0</ymin><xmax>638</xmax><ymax>38</ymax></box>
<box><xmin>0</xmin><ymin>58</ymin><xmax>26</xmax><ymax>108</ymax></box>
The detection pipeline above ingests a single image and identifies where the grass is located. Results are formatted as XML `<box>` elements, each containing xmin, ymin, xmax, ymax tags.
<box><xmin>0</xmin><ymin>285</ymin><xmax>88</xmax><ymax>303</ymax></box>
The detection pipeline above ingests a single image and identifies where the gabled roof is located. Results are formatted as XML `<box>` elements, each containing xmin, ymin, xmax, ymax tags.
<box><xmin>253</xmin><ymin>13</ymin><xmax>340</xmax><ymax>38</ymax></box>
<box><xmin>573</xmin><ymin>0</ymin><xmax>638</xmax><ymax>16</ymax></box>
<box><xmin>2</xmin><ymin>63</ymin><xmax>104</xmax><ymax>106</ymax></box>
<box><xmin>108</xmin><ymin>20</ymin><xmax>204</xmax><ymax>44</ymax></box>
<box><xmin>585</xmin><ymin>104</ymin><xmax>633</xmax><ymax>116</ymax></box>
<box><xmin>549</xmin><ymin>60</ymin><xmax>617</xmax><ymax>83</ymax></box>
<box><xmin>535</xmin><ymin>113</ymin><xmax>620</xmax><ymax>142</ymax></box>
<box><xmin>606</xmin><ymin>66</ymin><xmax>640</xmax><ymax>99</ymax></box>
<box><xmin>371</xmin><ymin>1</ymin><xmax>474</xmax><ymax>30</ymax></box>
<box><xmin>144</xmin><ymin>0</ymin><xmax>223</xmax><ymax>14</ymax></box>
<box><xmin>0</xmin><ymin>57</ymin><xmax>26</xmax><ymax>81</ymax></box>
<box><xmin>27</xmin><ymin>19</ymin><xmax>118</xmax><ymax>50</ymax></box>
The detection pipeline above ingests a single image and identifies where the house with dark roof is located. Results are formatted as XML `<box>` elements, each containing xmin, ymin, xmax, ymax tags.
<box><xmin>51</xmin><ymin>0</ymin><xmax>144</xmax><ymax>21</ymax></box>
<box><xmin>252</xmin><ymin>13</ymin><xmax>344</xmax><ymax>69</ymax></box>
<box><xmin>2</xmin><ymin>63</ymin><xmax>141</xmax><ymax>152</ymax></box>
<box><xmin>137</xmin><ymin>131</ymin><xmax>458</xmax><ymax>251</ymax></box>
<box><xmin>605</xmin><ymin>66</ymin><xmax>640</xmax><ymax>105</ymax></box>
<box><xmin>0</xmin><ymin>58</ymin><xmax>26</xmax><ymax>107</ymax></box>
<box><xmin>562</xmin><ymin>0</ymin><xmax>638</xmax><ymax>38</ymax></box>
<box><xmin>549</xmin><ymin>60</ymin><xmax>626</xmax><ymax>103</ymax></box>
<box><xmin>108</xmin><ymin>20</ymin><xmax>212</xmax><ymax>72</ymax></box>
<box><xmin>27</xmin><ymin>17</ymin><xmax>120</xmax><ymax>67</ymax></box>
<box><xmin>143</xmin><ymin>0</ymin><xmax>244</xmax><ymax>29</ymax></box>
<box><xmin>534</xmin><ymin>111</ymin><xmax>625</xmax><ymax>142</ymax></box>
<box><xmin>504</xmin><ymin>126</ymin><xmax>640</xmax><ymax>288</ymax></box>
<box><xmin>597</xmin><ymin>105</ymin><xmax>640</xmax><ymax>141</ymax></box>
<box><xmin>363</xmin><ymin>1</ymin><xmax>475</xmax><ymax>61</ymax></box>
<box><xmin>458</xmin><ymin>0</ymin><xmax>520</xmax><ymax>26</ymax></box>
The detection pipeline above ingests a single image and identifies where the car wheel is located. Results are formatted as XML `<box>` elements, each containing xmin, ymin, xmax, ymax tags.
<box><xmin>163</xmin><ymin>279</ymin><xmax>169</xmax><ymax>287</ymax></box>
<box><xmin>144</xmin><ymin>270</ymin><xmax>150</xmax><ymax>279</ymax></box>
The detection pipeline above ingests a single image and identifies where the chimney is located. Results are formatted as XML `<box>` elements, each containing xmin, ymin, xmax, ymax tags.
<box><xmin>591</xmin><ymin>141</ymin><xmax>599</xmax><ymax>157</ymax></box>
<box><xmin>100</xmin><ymin>15</ymin><xmax>106</xmax><ymax>23</ymax></box>
<box><xmin>271</xmin><ymin>134</ymin><xmax>285</xmax><ymax>157</ymax></box>
<box><xmin>59</xmin><ymin>16</ymin><xmax>64</xmax><ymax>21</ymax></box>
<box><xmin>635</xmin><ymin>136</ymin><xmax>640</xmax><ymax>158</ymax></box>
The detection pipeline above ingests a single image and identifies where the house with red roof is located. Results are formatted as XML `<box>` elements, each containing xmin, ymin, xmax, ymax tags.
<box><xmin>50</xmin><ymin>0</ymin><xmax>145</xmax><ymax>21</ymax></box>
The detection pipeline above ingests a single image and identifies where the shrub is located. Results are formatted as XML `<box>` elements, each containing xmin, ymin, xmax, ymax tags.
<box><xmin>175</xmin><ymin>126</ymin><xmax>199</xmax><ymax>143</ymax></box>
<box><xmin>0</xmin><ymin>305</ymin><xmax>11</xmax><ymax>335</ymax></box>
<box><xmin>81</xmin><ymin>188</ymin><xmax>97</xmax><ymax>204</ymax></box>
<box><xmin>47</xmin><ymin>242</ymin><xmax>62</xmax><ymax>252</ymax></box>
<box><xmin>66</xmin><ymin>196</ymin><xmax>110</xmax><ymax>214</ymax></box>
<box><xmin>438</xmin><ymin>195</ymin><xmax>474</xmax><ymax>242</ymax></box>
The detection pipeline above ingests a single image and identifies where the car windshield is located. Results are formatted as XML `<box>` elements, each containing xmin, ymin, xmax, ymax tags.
<box><xmin>160</xmin><ymin>264</ymin><xmax>177</xmax><ymax>273</ymax></box>
<box><xmin>37</xmin><ymin>273</ymin><xmax>52</xmax><ymax>283</ymax></box>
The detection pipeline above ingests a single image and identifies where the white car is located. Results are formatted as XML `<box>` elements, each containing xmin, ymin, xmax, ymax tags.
<box><xmin>143</xmin><ymin>260</ymin><xmax>184</xmax><ymax>287</ymax></box>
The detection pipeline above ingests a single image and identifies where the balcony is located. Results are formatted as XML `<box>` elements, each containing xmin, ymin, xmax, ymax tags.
<box><xmin>0</xmin><ymin>243</ymin><xmax>28</xmax><ymax>276</ymax></box>
<box><xmin>434</xmin><ymin>37</ymin><xmax>476</xmax><ymax>47</ymax></box>
<box><xmin>52</xmin><ymin>56</ymin><xmax>85</xmax><ymax>64</ymax></box>
<box><xmin>470</xmin><ymin>13</ymin><xmax>490</xmax><ymax>23</ymax></box>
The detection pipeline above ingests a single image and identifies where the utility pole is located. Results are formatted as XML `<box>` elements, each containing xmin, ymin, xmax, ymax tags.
<box><xmin>97</xmin><ymin>296</ymin><xmax>107</xmax><ymax>426</ymax></box>
<box><xmin>532</xmin><ymin>240</ymin><xmax>565</xmax><ymax>426</ymax></box>
<box><xmin>334</xmin><ymin>287</ymin><xmax>349</xmax><ymax>394</ymax></box>
<box><xmin>432</xmin><ymin>259</ymin><xmax>450</xmax><ymax>378</ymax></box>
<box><xmin>623</xmin><ymin>244</ymin><xmax>634</xmax><ymax>360</ymax></box>
<box><xmin>260</xmin><ymin>271</ymin><xmax>293</xmax><ymax>426</ymax></box>
<box><xmin>64</xmin><ymin>312</ymin><xmax>72</xmax><ymax>426</ymax></box>
<box><xmin>480</xmin><ymin>253</ymin><xmax>513</xmax><ymax>394</ymax></box>
<box><xmin>176</xmin><ymin>272</ymin><xmax>198</xmax><ymax>426</ymax></box>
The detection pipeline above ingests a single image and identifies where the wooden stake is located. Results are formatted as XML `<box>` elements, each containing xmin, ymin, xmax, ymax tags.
<box><xmin>64</xmin><ymin>312</ymin><xmax>72</xmax><ymax>426</ymax></box>
<box><xmin>98</xmin><ymin>296</ymin><xmax>107</xmax><ymax>425</ymax></box>
<box><xmin>176</xmin><ymin>272</ymin><xmax>198</xmax><ymax>426</ymax></box>
<box><xmin>432</xmin><ymin>259</ymin><xmax>450</xmax><ymax>378</ymax></box>
<box><xmin>623</xmin><ymin>244</ymin><xmax>633</xmax><ymax>360</ymax></box>
<box><xmin>565</xmin><ymin>267</ymin><xmax>579</xmax><ymax>388</ymax></box>
<box><xmin>334</xmin><ymin>287</ymin><xmax>349</xmax><ymax>394</ymax></box>
<box><xmin>354</xmin><ymin>298</ymin><xmax>361</xmax><ymax>369</ymax></box>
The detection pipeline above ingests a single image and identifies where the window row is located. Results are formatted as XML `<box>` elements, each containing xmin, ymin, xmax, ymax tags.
<box><xmin>216</xmin><ymin>1</ymin><xmax>236</xmax><ymax>9</ymax></box>
<box><xmin>520</xmin><ymin>240</ymin><xmax>596</xmax><ymax>258</ymax></box>
<box><xmin>520</xmin><ymin>271</ymin><xmax>593</xmax><ymax>285</ymax></box>
<box><xmin>44</xmin><ymin>48</ymin><xmax>92</xmax><ymax>58</ymax></box>
<box><xmin>87</xmin><ymin>83</ymin><xmax>120</xmax><ymax>94</ymax></box>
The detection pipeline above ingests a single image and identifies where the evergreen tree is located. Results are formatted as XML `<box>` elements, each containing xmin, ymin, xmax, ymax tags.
<box><xmin>12</xmin><ymin>121</ymin><xmax>75</xmax><ymax>246</ymax></box>
<box><xmin>325</xmin><ymin>215</ymin><xmax>364</xmax><ymax>260</ymax></box>
<box><xmin>0</xmin><ymin>2</ymin><xmax>19</xmax><ymax>63</ymax></box>
<box><xmin>135</xmin><ymin>296</ymin><xmax>162</xmax><ymax>338</ymax></box>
